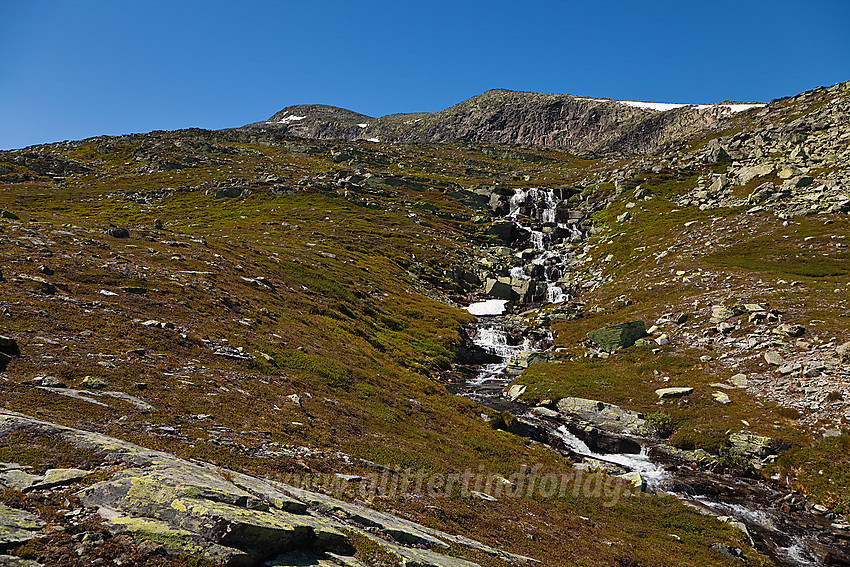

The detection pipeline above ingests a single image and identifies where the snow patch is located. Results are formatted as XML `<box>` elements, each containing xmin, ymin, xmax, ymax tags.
<box><xmin>578</xmin><ymin>97</ymin><xmax>765</xmax><ymax>113</ymax></box>
<box><xmin>465</xmin><ymin>299</ymin><xmax>508</xmax><ymax>316</ymax></box>
<box><xmin>696</xmin><ymin>103</ymin><xmax>766</xmax><ymax>113</ymax></box>
<box><xmin>366</xmin><ymin>137</ymin><xmax>380</xmax><ymax>142</ymax></box>
<box><xmin>278</xmin><ymin>114</ymin><xmax>306</xmax><ymax>124</ymax></box>
<box><xmin>357</xmin><ymin>123</ymin><xmax>368</xmax><ymax>128</ymax></box>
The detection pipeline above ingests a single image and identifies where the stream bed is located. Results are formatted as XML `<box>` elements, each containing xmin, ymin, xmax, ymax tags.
<box><xmin>451</xmin><ymin>314</ymin><xmax>846</xmax><ymax>566</ymax></box>
<box><xmin>451</xmin><ymin>186</ymin><xmax>847</xmax><ymax>565</ymax></box>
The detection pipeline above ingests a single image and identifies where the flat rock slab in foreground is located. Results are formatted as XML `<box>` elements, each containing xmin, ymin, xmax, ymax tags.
<box><xmin>0</xmin><ymin>409</ymin><xmax>533</xmax><ymax>567</ymax></box>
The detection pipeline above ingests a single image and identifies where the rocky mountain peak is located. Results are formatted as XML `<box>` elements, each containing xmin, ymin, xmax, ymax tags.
<box><xmin>244</xmin><ymin>88</ymin><xmax>769</xmax><ymax>155</ymax></box>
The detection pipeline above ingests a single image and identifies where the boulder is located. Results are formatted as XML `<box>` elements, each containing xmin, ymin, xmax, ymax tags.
<box><xmin>764</xmin><ymin>351</ymin><xmax>784</xmax><ymax>366</ymax></box>
<box><xmin>0</xmin><ymin>337</ymin><xmax>20</xmax><ymax>372</ymax></box>
<box><xmin>0</xmin><ymin>465</ymin><xmax>43</xmax><ymax>491</ymax></box>
<box><xmin>778</xmin><ymin>324</ymin><xmax>805</xmax><ymax>337</ymax></box>
<box><xmin>705</xmin><ymin>139</ymin><xmax>732</xmax><ymax>163</ymax></box>
<box><xmin>484</xmin><ymin>277</ymin><xmax>544</xmax><ymax>305</ymax></box>
<box><xmin>25</xmin><ymin>468</ymin><xmax>90</xmax><ymax>491</ymax></box>
<box><xmin>80</xmin><ymin>376</ymin><xmax>109</xmax><ymax>389</ymax></box>
<box><xmin>485</xmin><ymin>219</ymin><xmax>522</xmax><ymax>245</ymax></box>
<box><xmin>506</xmin><ymin>351</ymin><xmax>553</xmax><ymax>375</ymax></box>
<box><xmin>729</xmin><ymin>432</ymin><xmax>779</xmax><ymax>458</ymax></box>
<box><xmin>712</xmin><ymin>392</ymin><xmax>732</xmax><ymax>404</ymax></box>
<box><xmin>213</xmin><ymin>187</ymin><xmax>250</xmax><ymax>199</ymax></box>
<box><xmin>748</xmin><ymin>182</ymin><xmax>778</xmax><ymax>204</ymax></box>
<box><xmin>729</xmin><ymin>374</ymin><xmax>749</xmax><ymax>388</ymax></box>
<box><xmin>838</xmin><ymin>341</ymin><xmax>850</xmax><ymax>364</ymax></box>
<box><xmin>0</xmin><ymin>503</ymin><xmax>44</xmax><ymax>547</ymax></box>
<box><xmin>504</xmin><ymin>384</ymin><xmax>526</xmax><ymax>402</ymax></box>
<box><xmin>0</xmin><ymin>209</ymin><xmax>19</xmax><ymax>220</ymax></box>
<box><xmin>484</xmin><ymin>278</ymin><xmax>513</xmax><ymax>300</ymax></box>
<box><xmin>655</xmin><ymin>387</ymin><xmax>693</xmax><ymax>399</ymax></box>
<box><xmin>586</xmin><ymin>321</ymin><xmax>647</xmax><ymax>352</ymax></box>
<box><xmin>106</xmin><ymin>227</ymin><xmax>130</xmax><ymax>238</ymax></box>
<box><xmin>555</xmin><ymin>397</ymin><xmax>657</xmax><ymax>438</ymax></box>
<box><xmin>709</xmin><ymin>305</ymin><xmax>737</xmax><ymax>323</ymax></box>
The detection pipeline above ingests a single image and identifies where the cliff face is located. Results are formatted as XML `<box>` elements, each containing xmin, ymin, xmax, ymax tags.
<box><xmin>244</xmin><ymin>89</ymin><xmax>760</xmax><ymax>155</ymax></box>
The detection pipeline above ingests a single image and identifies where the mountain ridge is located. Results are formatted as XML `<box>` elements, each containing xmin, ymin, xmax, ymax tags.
<box><xmin>244</xmin><ymin>87</ymin><xmax>773</xmax><ymax>155</ymax></box>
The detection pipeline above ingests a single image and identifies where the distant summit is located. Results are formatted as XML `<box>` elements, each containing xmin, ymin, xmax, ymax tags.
<box><xmin>243</xmin><ymin>89</ymin><xmax>767</xmax><ymax>155</ymax></box>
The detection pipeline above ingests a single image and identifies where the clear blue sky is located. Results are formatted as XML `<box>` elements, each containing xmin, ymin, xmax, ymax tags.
<box><xmin>2</xmin><ymin>0</ymin><xmax>848</xmax><ymax>150</ymax></box>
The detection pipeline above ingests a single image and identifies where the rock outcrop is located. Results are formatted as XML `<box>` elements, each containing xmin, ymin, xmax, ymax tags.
<box><xmin>243</xmin><ymin>89</ymin><xmax>764</xmax><ymax>156</ymax></box>
<box><xmin>0</xmin><ymin>409</ymin><xmax>534</xmax><ymax>567</ymax></box>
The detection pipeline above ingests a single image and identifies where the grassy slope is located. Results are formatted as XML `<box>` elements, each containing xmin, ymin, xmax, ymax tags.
<box><xmin>0</xmin><ymin>133</ymin><xmax>766</xmax><ymax>565</ymax></box>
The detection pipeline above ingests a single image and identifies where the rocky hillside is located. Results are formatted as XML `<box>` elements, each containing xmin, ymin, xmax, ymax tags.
<box><xmin>0</xmin><ymin>79</ymin><xmax>848</xmax><ymax>566</ymax></box>
<box><xmin>242</xmin><ymin>88</ymin><xmax>766</xmax><ymax>155</ymax></box>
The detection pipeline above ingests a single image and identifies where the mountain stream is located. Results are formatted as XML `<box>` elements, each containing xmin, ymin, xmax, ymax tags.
<box><xmin>452</xmin><ymin>188</ymin><xmax>845</xmax><ymax>566</ymax></box>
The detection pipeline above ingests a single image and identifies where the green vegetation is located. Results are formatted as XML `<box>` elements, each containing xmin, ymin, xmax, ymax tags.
<box><xmin>2</xmin><ymin>88</ymin><xmax>849</xmax><ymax>564</ymax></box>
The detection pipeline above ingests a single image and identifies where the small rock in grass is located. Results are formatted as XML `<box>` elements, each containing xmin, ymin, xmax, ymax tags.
<box><xmin>779</xmin><ymin>324</ymin><xmax>805</xmax><ymax>337</ymax></box>
<box><xmin>837</xmin><ymin>341</ymin><xmax>850</xmax><ymax>364</ymax></box>
<box><xmin>106</xmin><ymin>227</ymin><xmax>130</xmax><ymax>238</ymax></box>
<box><xmin>26</xmin><ymin>468</ymin><xmax>91</xmax><ymax>491</ymax></box>
<box><xmin>764</xmin><ymin>351</ymin><xmax>784</xmax><ymax>366</ymax></box>
<box><xmin>712</xmin><ymin>392</ymin><xmax>732</xmax><ymax>404</ymax></box>
<box><xmin>729</xmin><ymin>374</ymin><xmax>749</xmax><ymax>388</ymax></box>
<box><xmin>81</xmin><ymin>376</ymin><xmax>109</xmax><ymax>389</ymax></box>
<box><xmin>656</xmin><ymin>387</ymin><xmax>693</xmax><ymax>399</ymax></box>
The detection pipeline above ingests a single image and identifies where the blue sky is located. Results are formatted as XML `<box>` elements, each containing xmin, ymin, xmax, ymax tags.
<box><xmin>1</xmin><ymin>0</ymin><xmax>848</xmax><ymax>149</ymax></box>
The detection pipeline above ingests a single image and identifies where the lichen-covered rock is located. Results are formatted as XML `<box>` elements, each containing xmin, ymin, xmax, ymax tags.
<box><xmin>0</xmin><ymin>503</ymin><xmax>44</xmax><ymax>547</ymax></box>
<box><xmin>709</xmin><ymin>305</ymin><xmax>738</xmax><ymax>323</ymax></box>
<box><xmin>505</xmin><ymin>351</ymin><xmax>553</xmax><ymax>375</ymax></box>
<box><xmin>586</xmin><ymin>321</ymin><xmax>647</xmax><ymax>352</ymax></box>
<box><xmin>0</xmin><ymin>555</ymin><xmax>43</xmax><ymax>567</ymax></box>
<box><xmin>79</xmin><ymin>465</ymin><xmax>347</xmax><ymax>557</ymax></box>
<box><xmin>26</xmin><ymin>468</ymin><xmax>90</xmax><ymax>491</ymax></box>
<box><xmin>655</xmin><ymin>387</ymin><xmax>693</xmax><ymax>399</ymax></box>
<box><xmin>555</xmin><ymin>397</ymin><xmax>658</xmax><ymax>438</ymax></box>
<box><xmin>0</xmin><ymin>464</ymin><xmax>42</xmax><ymax>491</ymax></box>
<box><xmin>0</xmin><ymin>409</ymin><xmax>514</xmax><ymax>567</ymax></box>
<box><xmin>838</xmin><ymin>341</ymin><xmax>850</xmax><ymax>364</ymax></box>
<box><xmin>105</xmin><ymin>515</ymin><xmax>247</xmax><ymax>563</ymax></box>
<box><xmin>729</xmin><ymin>432</ymin><xmax>779</xmax><ymax>459</ymax></box>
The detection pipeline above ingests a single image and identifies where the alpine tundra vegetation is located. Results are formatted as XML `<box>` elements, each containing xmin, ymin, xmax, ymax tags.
<box><xmin>1</xmin><ymin>80</ymin><xmax>850</xmax><ymax>566</ymax></box>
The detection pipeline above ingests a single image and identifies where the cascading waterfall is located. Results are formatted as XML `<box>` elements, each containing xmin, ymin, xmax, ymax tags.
<box><xmin>509</xmin><ymin>266</ymin><xmax>528</xmax><ymax>280</ymax></box>
<box><xmin>460</xmin><ymin>188</ymin><xmax>824</xmax><ymax>566</ymax></box>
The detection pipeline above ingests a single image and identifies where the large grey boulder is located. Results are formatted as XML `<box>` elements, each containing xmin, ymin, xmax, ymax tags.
<box><xmin>484</xmin><ymin>219</ymin><xmax>522</xmax><ymax>245</ymax></box>
<box><xmin>586</xmin><ymin>321</ymin><xmax>647</xmax><ymax>352</ymax></box>
<box><xmin>484</xmin><ymin>277</ymin><xmax>545</xmax><ymax>305</ymax></box>
<box><xmin>555</xmin><ymin>397</ymin><xmax>658</xmax><ymax>438</ymax></box>
<box><xmin>729</xmin><ymin>433</ymin><xmax>780</xmax><ymax>459</ymax></box>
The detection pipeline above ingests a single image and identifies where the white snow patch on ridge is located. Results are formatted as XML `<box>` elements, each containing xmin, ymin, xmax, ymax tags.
<box><xmin>279</xmin><ymin>114</ymin><xmax>307</xmax><ymax>124</ymax></box>
<box><xmin>357</xmin><ymin>123</ymin><xmax>368</xmax><ymax>128</ymax></box>
<box><xmin>578</xmin><ymin>97</ymin><xmax>765</xmax><ymax>113</ymax></box>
